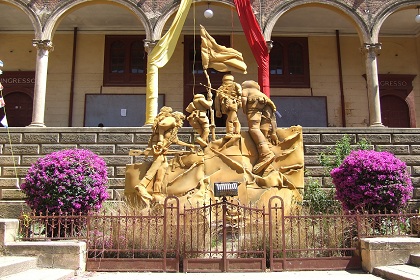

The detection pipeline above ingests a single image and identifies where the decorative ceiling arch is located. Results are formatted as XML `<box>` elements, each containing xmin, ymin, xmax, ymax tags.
<box><xmin>41</xmin><ymin>0</ymin><xmax>152</xmax><ymax>40</ymax></box>
<box><xmin>263</xmin><ymin>1</ymin><xmax>371</xmax><ymax>43</ymax></box>
<box><xmin>0</xmin><ymin>0</ymin><xmax>42</xmax><ymax>38</ymax></box>
<box><xmin>370</xmin><ymin>0</ymin><xmax>420</xmax><ymax>41</ymax></box>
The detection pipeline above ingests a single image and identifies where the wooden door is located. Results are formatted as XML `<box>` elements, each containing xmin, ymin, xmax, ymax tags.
<box><xmin>3</xmin><ymin>92</ymin><xmax>33</xmax><ymax>127</ymax></box>
<box><xmin>381</xmin><ymin>95</ymin><xmax>410</xmax><ymax>128</ymax></box>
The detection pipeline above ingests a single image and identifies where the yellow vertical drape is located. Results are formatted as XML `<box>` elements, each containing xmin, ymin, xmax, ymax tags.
<box><xmin>145</xmin><ymin>0</ymin><xmax>192</xmax><ymax>125</ymax></box>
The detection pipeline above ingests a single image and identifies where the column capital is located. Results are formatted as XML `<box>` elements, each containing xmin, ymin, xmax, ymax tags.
<box><xmin>143</xmin><ymin>39</ymin><xmax>157</xmax><ymax>53</ymax></box>
<box><xmin>361</xmin><ymin>43</ymin><xmax>381</xmax><ymax>55</ymax></box>
<box><xmin>32</xmin><ymin>39</ymin><xmax>54</xmax><ymax>52</ymax></box>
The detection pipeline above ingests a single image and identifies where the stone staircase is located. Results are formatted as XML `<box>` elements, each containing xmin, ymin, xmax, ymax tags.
<box><xmin>0</xmin><ymin>219</ymin><xmax>85</xmax><ymax>279</ymax></box>
<box><xmin>373</xmin><ymin>254</ymin><xmax>420</xmax><ymax>280</ymax></box>
<box><xmin>0</xmin><ymin>256</ymin><xmax>75</xmax><ymax>279</ymax></box>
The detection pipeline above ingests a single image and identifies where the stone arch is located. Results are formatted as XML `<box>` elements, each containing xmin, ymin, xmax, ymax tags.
<box><xmin>263</xmin><ymin>1</ymin><xmax>370</xmax><ymax>43</ymax></box>
<box><xmin>370</xmin><ymin>1</ymin><xmax>420</xmax><ymax>41</ymax></box>
<box><xmin>0</xmin><ymin>0</ymin><xmax>42</xmax><ymax>38</ymax></box>
<box><xmin>41</xmin><ymin>0</ymin><xmax>152</xmax><ymax>40</ymax></box>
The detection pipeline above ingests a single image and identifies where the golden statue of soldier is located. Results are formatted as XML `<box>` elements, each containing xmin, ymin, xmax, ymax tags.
<box><xmin>125</xmin><ymin>26</ymin><xmax>304</xmax><ymax>215</ymax></box>
<box><xmin>215</xmin><ymin>74</ymin><xmax>242</xmax><ymax>137</ymax></box>
<box><xmin>186</xmin><ymin>92</ymin><xmax>213</xmax><ymax>147</ymax></box>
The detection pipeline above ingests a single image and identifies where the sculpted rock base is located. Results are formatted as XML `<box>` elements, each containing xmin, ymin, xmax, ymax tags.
<box><xmin>125</xmin><ymin>125</ymin><xmax>304</xmax><ymax>215</ymax></box>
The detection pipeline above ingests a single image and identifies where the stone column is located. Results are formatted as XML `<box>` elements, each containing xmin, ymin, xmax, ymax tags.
<box><xmin>362</xmin><ymin>43</ymin><xmax>384</xmax><ymax>127</ymax></box>
<box><xmin>29</xmin><ymin>40</ymin><xmax>53</xmax><ymax>127</ymax></box>
<box><xmin>144</xmin><ymin>39</ymin><xmax>157</xmax><ymax>126</ymax></box>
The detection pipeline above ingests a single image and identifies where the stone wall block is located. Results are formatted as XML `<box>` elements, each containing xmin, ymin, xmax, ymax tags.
<box><xmin>321</xmin><ymin>134</ymin><xmax>355</xmax><ymax>144</ymax></box>
<box><xmin>102</xmin><ymin>156</ymin><xmax>132</xmax><ymax>166</ymax></box>
<box><xmin>98</xmin><ymin>134</ymin><xmax>134</xmax><ymax>143</ymax></box>
<box><xmin>1</xmin><ymin>189</ymin><xmax>26</xmax><ymax>200</ymax></box>
<box><xmin>305</xmin><ymin>166</ymin><xmax>327</xmax><ymax>177</ymax></box>
<box><xmin>116</xmin><ymin>144</ymin><xmax>148</xmax><ymax>155</ymax></box>
<box><xmin>303</xmin><ymin>155</ymin><xmax>321</xmax><ymax>165</ymax></box>
<box><xmin>107</xmin><ymin>166</ymin><xmax>115</xmax><ymax>177</ymax></box>
<box><xmin>411</xmin><ymin>176</ymin><xmax>420</xmax><ymax>188</ymax></box>
<box><xmin>2</xmin><ymin>167</ymin><xmax>29</xmax><ymax>177</ymax></box>
<box><xmin>116</xmin><ymin>166</ymin><xmax>127</xmax><ymax>176</ymax></box>
<box><xmin>304</xmin><ymin>145</ymin><xmax>334</xmax><ymax>155</ymax></box>
<box><xmin>302</xmin><ymin>134</ymin><xmax>321</xmax><ymax>143</ymax></box>
<box><xmin>41</xmin><ymin>144</ymin><xmax>77</xmax><ymax>154</ymax></box>
<box><xmin>0</xmin><ymin>156</ymin><xmax>20</xmax><ymax>166</ymax></box>
<box><xmin>0</xmin><ymin>134</ymin><xmax>21</xmax><ymax>144</ymax></box>
<box><xmin>134</xmin><ymin>134</ymin><xmax>152</xmax><ymax>143</ymax></box>
<box><xmin>396</xmin><ymin>155</ymin><xmax>420</xmax><ymax>165</ymax></box>
<box><xmin>79</xmin><ymin>144</ymin><xmax>115</xmax><ymax>155</ymax></box>
<box><xmin>412</xmin><ymin>187</ymin><xmax>420</xmax><ymax>199</ymax></box>
<box><xmin>393</xmin><ymin>134</ymin><xmax>420</xmax><ymax>144</ymax></box>
<box><xmin>21</xmin><ymin>156</ymin><xmax>42</xmax><ymax>165</ymax></box>
<box><xmin>61</xmin><ymin>133</ymin><xmax>97</xmax><ymax>143</ymax></box>
<box><xmin>4</xmin><ymin>144</ymin><xmax>39</xmax><ymax>155</ymax></box>
<box><xmin>0</xmin><ymin>178</ymin><xmax>19</xmax><ymax>188</ymax></box>
<box><xmin>376</xmin><ymin>145</ymin><xmax>410</xmax><ymax>155</ymax></box>
<box><xmin>412</xmin><ymin>166</ymin><xmax>420</xmax><ymax>175</ymax></box>
<box><xmin>410</xmin><ymin>145</ymin><xmax>420</xmax><ymax>154</ymax></box>
<box><xmin>107</xmin><ymin>178</ymin><xmax>126</xmax><ymax>188</ymax></box>
<box><xmin>23</xmin><ymin>133</ymin><xmax>59</xmax><ymax>143</ymax></box>
<box><xmin>357</xmin><ymin>134</ymin><xmax>391</xmax><ymax>144</ymax></box>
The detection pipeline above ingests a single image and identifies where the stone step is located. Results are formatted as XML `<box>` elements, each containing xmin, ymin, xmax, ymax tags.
<box><xmin>373</xmin><ymin>264</ymin><xmax>420</xmax><ymax>280</ymax></box>
<box><xmin>0</xmin><ymin>256</ymin><xmax>37</xmax><ymax>278</ymax></box>
<box><xmin>410</xmin><ymin>254</ymin><xmax>420</xmax><ymax>267</ymax></box>
<box><xmin>1</xmin><ymin>268</ymin><xmax>75</xmax><ymax>280</ymax></box>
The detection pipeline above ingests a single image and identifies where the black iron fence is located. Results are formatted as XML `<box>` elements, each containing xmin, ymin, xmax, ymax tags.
<box><xmin>18</xmin><ymin>196</ymin><xmax>420</xmax><ymax>272</ymax></box>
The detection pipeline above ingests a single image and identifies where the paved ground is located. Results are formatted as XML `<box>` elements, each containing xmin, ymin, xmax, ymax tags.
<box><xmin>69</xmin><ymin>270</ymin><xmax>383</xmax><ymax>280</ymax></box>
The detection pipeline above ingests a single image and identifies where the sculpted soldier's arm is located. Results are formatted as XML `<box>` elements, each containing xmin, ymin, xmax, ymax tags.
<box><xmin>197</xmin><ymin>98</ymin><xmax>213</xmax><ymax>109</ymax></box>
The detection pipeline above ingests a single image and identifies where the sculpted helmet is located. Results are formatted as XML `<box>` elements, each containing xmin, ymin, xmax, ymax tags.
<box><xmin>222</xmin><ymin>74</ymin><xmax>234</xmax><ymax>81</ymax></box>
<box><xmin>242</xmin><ymin>80</ymin><xmax>260</xmax><ymax>90</ymax></box>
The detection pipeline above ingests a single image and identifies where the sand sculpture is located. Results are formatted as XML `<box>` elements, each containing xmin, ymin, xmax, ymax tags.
<box><xmin>125</xmin><ymin>26</ymin><xmax>304</xmax><ymax>215</ymax></box>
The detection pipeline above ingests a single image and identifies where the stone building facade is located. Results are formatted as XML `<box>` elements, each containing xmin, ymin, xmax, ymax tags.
<box><xmin>1</xmin><ymin>1</ymin><xmax>420</xmax><ymax>214</ymax></box>
<box><xmin>0</xmin><ymin>0</ymin><xmax>419</xmax><ymax>128</ymax></box>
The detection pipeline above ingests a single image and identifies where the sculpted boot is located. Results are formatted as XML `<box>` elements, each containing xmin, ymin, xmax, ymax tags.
<box><xmin>134</xmin><ymin>176</ymin><xmax>154</xmax><ymax>207</ymax></box>
<box><xmin>253</xmin><ymin>142</ymin><xmax>275</xmax><ymax>174</ymax></box>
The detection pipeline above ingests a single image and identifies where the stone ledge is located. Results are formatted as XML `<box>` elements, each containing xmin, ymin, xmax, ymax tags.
<box><xmin>360</xmin><ymin>237</ymin><xmax>420</xmax><ymax>273</ymax></box>
<box><xmin>5</xmin><ymin>240</ymin><xmax>87</xmax><ymax>271</ymax></box>
<box><xmin>0</xmin><ymin>218</ymin><xmax>19</xmax><ymax>244</ymax></box>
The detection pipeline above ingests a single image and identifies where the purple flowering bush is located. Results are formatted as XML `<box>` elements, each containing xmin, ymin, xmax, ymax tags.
<box><xmin>21</xmin><ymin>149</ymin><xmax>109</xmax><ymax>214</ymax></box>
<box><xmin>331</xmin><ymin>150</ymin><xmax>413</xmax><ymax>212</ymax></box>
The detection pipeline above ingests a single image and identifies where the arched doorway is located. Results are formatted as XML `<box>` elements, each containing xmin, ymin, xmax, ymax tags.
<box><xmin>380</xmin><ymin>95</ymin><xmax>410</xmax><ymax>128</ymax></box>
<box><xmin>3</xmin><ymin>92</ymin><xmax>33</xmax><ymax>127</ymax></box>
<box><xmin>378</xmin><ymin>74</ymin><xmax>416</xmax><ymax>128</ymax></box>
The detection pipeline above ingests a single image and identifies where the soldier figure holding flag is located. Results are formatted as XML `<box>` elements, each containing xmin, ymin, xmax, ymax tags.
<box><xmin>215</xmin><ymin>74</ymin><xmax>242</xmax><ymax>137</ymax></box>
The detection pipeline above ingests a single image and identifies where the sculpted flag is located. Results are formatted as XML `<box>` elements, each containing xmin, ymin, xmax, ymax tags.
<box><xmin>200</xmin><ymin>25</ymin><xmax>247</xmax><ymax>74</ymax></box>
<box><xmin>234</xmin><ymin>0</ymin><xmax>270</xmax><ymax>96</ymax></box>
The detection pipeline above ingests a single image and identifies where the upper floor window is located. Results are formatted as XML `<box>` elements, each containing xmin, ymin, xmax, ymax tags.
<box><xmin>270</xmin><ymin>37</ymin><xmax>310</xmax><ymax>88</ymax></box>
<box><xmin>104</xmin><ymin>35</ymin><xmax>146</xmax><ymax>86</ymax></box>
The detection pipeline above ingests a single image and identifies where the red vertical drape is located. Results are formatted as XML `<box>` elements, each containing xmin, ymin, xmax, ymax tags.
<box><xmin>234</xmin><ymin>0</ymin><xmax>270</xmax><ymax>97</ymax></box>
